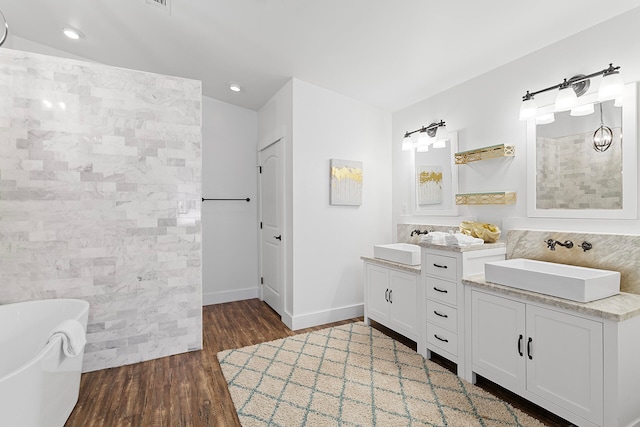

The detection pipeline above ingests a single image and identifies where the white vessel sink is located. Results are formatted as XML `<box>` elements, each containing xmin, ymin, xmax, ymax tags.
<box><xmin>484</xmin><ymin>259</ymin><xmax>620</xmax><ymax>302</ymax></box>
<box><xmin>373</xmin><ymin>243</ymin><xmax>421</xmax><ymax>266</ymax></box>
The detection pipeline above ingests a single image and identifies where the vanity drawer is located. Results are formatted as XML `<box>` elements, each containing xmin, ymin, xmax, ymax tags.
<box><xmin>427</xmin><ymin>322</ymin><xmax>458</xmax><ymax>356</ymax></box>
<box><xmin>426</xmin><ymin>277</ymin><xmax>457</xmax><ymax>306</ymax></box>
<box><xmin>426</xmin><ymin>299</ymin><xmax>457</xmax><ymax>332</ymax></box>
<box><xmin>425</xmin><ymin>253</ymin><xmax>457</xmax><ymax>280</ymax></box>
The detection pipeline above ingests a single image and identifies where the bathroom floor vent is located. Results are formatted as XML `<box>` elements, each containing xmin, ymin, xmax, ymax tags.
<box><xmin>143</xmin><ymin>0</ymin><xmax>171</xmax><ymax>15</ymax></box>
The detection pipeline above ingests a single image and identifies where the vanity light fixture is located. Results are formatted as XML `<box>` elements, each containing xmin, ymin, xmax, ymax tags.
<box><xmin>401</xmin><ymin>121</ymin><xmax>448</xmax><ymax>151</ymax></box>
<box><xmin>519</xmin><ymin>63</ymin><xmax>623</xmax><ymax>121</ymax></box>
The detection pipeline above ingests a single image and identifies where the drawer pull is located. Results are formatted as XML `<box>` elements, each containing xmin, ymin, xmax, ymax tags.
<box><xmin>385</xmin><ymin>289</ymin><xmax>389</xmax><ymax>302</ymax></box>
<box><xmin>433</xmin><ymin>263</ymin><xmax>448</xmax><ymax>269</ymax></box>
<box><xmin>389</xmin><ymin>289</ymin><xmax>393</xmax><ymax>304</ymax></box>
<box><xmin>434</xmin><ymin>310</ymin><xmax>448</xmax><ymax>318</ymax></box>
<box><xmin>527</xmin><ymin>337</ymin><xmax>533</xmax><ymax>360</ymax></box>
<box><xmin>433</xmin><ymin>287</ymin><xmax>448</xmax><ymax>293</ymax></box>
<box><xmin>434</xmin><ymin>334</ymin><xmax>449</xmax><ymax>343</ymax></box>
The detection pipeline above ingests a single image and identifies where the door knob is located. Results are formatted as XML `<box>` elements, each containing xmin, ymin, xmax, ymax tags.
<box><xmin>273</xmin><ymin>235</ymin><xmax>282</xmax><ymax>240</ymax></box>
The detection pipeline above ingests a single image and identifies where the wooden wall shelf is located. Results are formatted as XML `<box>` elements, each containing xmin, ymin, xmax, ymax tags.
<box><xmin>455</xmin><ymin>191</ymin><xmax>516</xmax><ymax>205</ymax></box>
<box><xmin>455</xmin><ymin>144</ymin><xmax>515</xmax><ymax>164</ymax></box>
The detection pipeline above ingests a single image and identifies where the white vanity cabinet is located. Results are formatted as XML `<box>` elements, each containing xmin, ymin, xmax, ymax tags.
<box><xmin>470</xmin><ymin>290</ymin><xmax>603</xmax><ymax>426</ymax></box>
<box><xmin>421</xmin><ymin>245</ymin><xmax>505</xmax><ymax>376</ymax></box>
<box><xmin>464</xmin><ymin>283</ymin><xmax>640</xmax><ymax>427</ymax></box>
<box><xmin>363</xmin><ymin>261</ymin><xmax>419</xmax><ymax>341</ymax></box>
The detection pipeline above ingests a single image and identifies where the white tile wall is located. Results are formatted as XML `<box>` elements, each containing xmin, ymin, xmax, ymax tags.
<box><xmin>0</xmin><ymin>49</ymin><xmax>202</xmax><ymax>372</ymax></box>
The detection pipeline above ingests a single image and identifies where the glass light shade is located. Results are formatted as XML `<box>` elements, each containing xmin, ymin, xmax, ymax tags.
<box><xmin>570</xmin><ymin>103</ymin><xmax>594</xmax><ymax>117</ymax></box>
<box><xmin>519</xmin><ymin>98</ymin><xmax>537</xmax><ymax>121</ymax></box>
<box><xmin>416</xmin><ymin>142</ymin><xmax>429</xmax><ymax>152</ymax></box>
<box><xmin>555</xmin><ymin>86</ymin><xmax>578</xmax><ymax>112</ymax></box>
<box><xmin>535</xmin><ymin>113</ymin><xmax>555</xmax><ymax>125</ymax></box>
<box><xmin>614</xmin><ymin>97</ymin><xmax>623</xmax><ymax>107</ymax></box>
<box><xmin>401</xmin><ymin>135</ymin><xmax>413</xmax><ymax>151</ymax></box>
<box><xmin>598</xmin><ymin>72</ymin><xmax>624</xmax><ymax>102</ymax></box>
<box><xmin>416</xmin><ymin>131</ymin><xmax>429</xmax><ymax>152</ymax></box>
<box><xmin>434</xmin><ymin>125</ymin><xmax>449</xmax><ymax>145</ymax></box>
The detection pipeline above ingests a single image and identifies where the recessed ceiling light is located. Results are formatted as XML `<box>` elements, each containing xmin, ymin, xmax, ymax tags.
<box><xmin>63</xmin><ymin>27</ymin><xmax>84</xmax><ymax>40</ymax></box>
<box><xmin>229</xmin><ymin>82</ymin><xmax>242</xmax><ymax>92</ymax></box>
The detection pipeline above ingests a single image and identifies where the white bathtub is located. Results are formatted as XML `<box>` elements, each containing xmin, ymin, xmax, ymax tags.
<box><xmin>0</xmin><ymin>299</ymin><xmax>90</xmax><ymax>427</ymax></box>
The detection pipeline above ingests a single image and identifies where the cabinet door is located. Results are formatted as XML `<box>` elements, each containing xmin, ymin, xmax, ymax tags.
<box><xmin>526</xmin><ymin>305</ymin><xmax>603</xmax><ymax>425</ymax></box>
<box><xmin>388</xmin><ymin>270</ymin><xmax>418</xmax><ymax>337</ymax></box>
<box><xmin>365</xmin><ymin>264</ymin><xmax>390</xmax><ymax>321</ymax></box>
<box><xmin>471</xmin><ymin>291</ymin><xmax>526</xmax><ymax>392</ymax></box>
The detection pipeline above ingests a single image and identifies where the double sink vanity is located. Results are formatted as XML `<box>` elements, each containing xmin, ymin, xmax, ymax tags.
<box><xmin>362</xmin><ymin>239</ymin><xmax>640</xmax><ymax>427</ymax></box>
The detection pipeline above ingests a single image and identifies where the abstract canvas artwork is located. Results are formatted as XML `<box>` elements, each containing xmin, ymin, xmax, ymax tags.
<box><xmin>330</xmin><ymin>159</ymin><xmax>363</xmax><ymax>206</ymax></box>
<box><xmin>417</xmin><ymin>165</ymin><xmax>443</xmax><ymax>205</ymax></box>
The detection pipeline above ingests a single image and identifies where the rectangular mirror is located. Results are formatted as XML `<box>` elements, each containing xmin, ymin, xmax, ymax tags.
<box><xmin>526</xmin><ymin>83</ymin><xmax>637</xmax><ymax>219</ymax></box>
<box><xmin>411</xmin><ymin>131</ymin><xmax>458</xmax><ymax>216</ymax></box>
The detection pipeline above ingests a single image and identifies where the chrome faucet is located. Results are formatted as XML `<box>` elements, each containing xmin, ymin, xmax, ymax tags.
<box><xmin>410</xmin><ymin>229</ymin><xmax>429</xmax><ymax>236</ymax></box>
<box><xmin>545</xmin><ymin>239</ymin><xmax>574</xmax><ymax>251</ymax></box>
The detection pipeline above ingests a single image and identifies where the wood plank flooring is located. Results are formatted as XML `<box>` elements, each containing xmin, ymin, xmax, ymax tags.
<box><xmin>65</xmin><ymin>299</ymin><xmax>571</xmax><ymax>426</ymax></box>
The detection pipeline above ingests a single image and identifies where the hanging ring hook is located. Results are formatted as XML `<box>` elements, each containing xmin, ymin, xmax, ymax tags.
<box><xmin>0</xmin><ymin>9</ymin><xmax>8</xmax><ymax>47</ymax></box>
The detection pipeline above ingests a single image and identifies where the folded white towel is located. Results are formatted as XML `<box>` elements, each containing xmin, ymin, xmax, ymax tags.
<box><xmin>49</xmin><ymin>319</ymin><xmax>87</xmax><ymax>358</ymax></box>
<box><xmin>445</xmin><ymin>233</ymin><xmax>484</xmax><ymax>247</ymax></box>
<box><xmin>420</xmin><ymin>231</ymin><xmax>448</xmax><ymax>245</ymax></box>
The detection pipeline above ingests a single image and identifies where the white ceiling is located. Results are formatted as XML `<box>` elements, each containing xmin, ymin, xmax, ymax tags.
<box><xmin>1</xmin><ymin>0</ymin><xmax>639</xmax><ymax>111</ymax></box>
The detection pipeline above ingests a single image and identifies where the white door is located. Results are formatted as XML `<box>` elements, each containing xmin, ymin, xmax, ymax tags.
<box><xmin>471</xmin><ymin>290</ymin><xmax>526</xmax><ymax>392</ymax></box>
<box><xmin>259</xmin><ymin>141</ymin><xmax>283</xmax><ymax>315</ymax></box>
<box><xmin>388</xmin><ymin>270</ymin><xmax>418</xmax><ymax>337</ymax></box>
<box><xmin>525</xmin><ymin>305</ymin><xmax>603</xmax><ymax>424</ymax></box>
<box><xmin>365</xmin><ymin>264</ymin><xmax>391</xmax><ymax>322</ymax></box>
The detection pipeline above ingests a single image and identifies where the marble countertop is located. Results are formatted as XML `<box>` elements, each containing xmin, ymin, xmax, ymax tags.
<box><xmin>418</xmin><ymin>241</ymin><xmax>506</xmax><ymax>253</ymax></box>
<box><xmin>463</xmin><ymin>274</ymin><xmax>640</xmax><ymax>322</ymax></box>
<box><xmin>361</xmin><ymin>256</ymin><xmax>421</xmax><ymax>274</ymax></box>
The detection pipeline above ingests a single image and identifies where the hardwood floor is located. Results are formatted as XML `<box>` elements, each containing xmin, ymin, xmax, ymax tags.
<box><xmin>66</xmin><ymin>299</ymin><xmax>571</xmax><ymax>426</ymax></box>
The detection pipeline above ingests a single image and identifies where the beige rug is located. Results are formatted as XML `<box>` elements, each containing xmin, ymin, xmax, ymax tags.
<box><xmin>217</xmin><ymin>322</ymin><xmax>546</xmax><ymax>426</ymax></box>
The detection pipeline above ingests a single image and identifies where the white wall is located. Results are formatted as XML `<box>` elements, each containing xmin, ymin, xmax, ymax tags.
<box><xmin>393</xmin><ymin>7</ymin><xmax>640</xmax><ymax>236</ymax></box>
<box><xmin>258</xmin><ymin>79</ymin><xmax>392</xmax><ymax>330</ymax></box>
<box><xmin>290</xmin><ymin>79</ymin><xmax>392</xmax><ymax>329</ymax></box>
<box><xmin>202</xmin><ymin>96</ymin><xmax>259</xmax><ymax>304</ymax></box>
<box><xmin>257</xmin><ymin>81</ymin><xmax>294</xmax><ymax>317</ymax></box>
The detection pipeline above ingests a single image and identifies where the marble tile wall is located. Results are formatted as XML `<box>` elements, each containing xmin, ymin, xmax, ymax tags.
<box><xmin>0</xmin><ymin>49</ymin><xmax>202</xmax><ymax>372</ymax></box>
<box><xmin>536</xmin><ymin>132</ymin><xmax>622</xmax><ymax>210</ymax></box>
<box><xmin>397</xmin><ymin>223</ymin><xmax>460</xmax><ymax>244</ymax></box>
<box><xmin>508</xmin><ymin>229</ymin><xmax>640</xmax><ymax>295</ymax></box>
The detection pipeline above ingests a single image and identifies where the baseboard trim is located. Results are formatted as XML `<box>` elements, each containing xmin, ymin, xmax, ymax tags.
<box><xmin>203</xmin><ymin>287</ymin><xmax>260</xmax><ymax>306</ymax></box>
<box><xmin>289</xmin><ymin>303</ymin><xmax>364</xmax><ymax>331</ymax></box>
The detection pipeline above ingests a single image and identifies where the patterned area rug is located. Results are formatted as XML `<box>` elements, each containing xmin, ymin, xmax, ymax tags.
<box><xmin>217</xmin><ymin>322</ymin><xmax>545</xmax><ymax>426</ymax></box>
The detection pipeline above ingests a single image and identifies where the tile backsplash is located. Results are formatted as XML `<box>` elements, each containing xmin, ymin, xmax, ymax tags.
<box><xmin>507</xmin><ymin>229</ymin><xmax>640</xmax><ymax>295</ymax></box>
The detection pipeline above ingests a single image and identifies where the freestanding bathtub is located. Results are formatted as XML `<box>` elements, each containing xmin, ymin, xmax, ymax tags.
<box><xmin>0</xmin><ymin>298</ymin><xmax>90</xmax><ymax>427</ymax></box>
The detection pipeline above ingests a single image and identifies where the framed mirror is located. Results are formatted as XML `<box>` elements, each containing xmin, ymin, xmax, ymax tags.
<box><xmin>411</xmin><ymin>131</ymin><xmax>458</xmax><ymax>216</ymax></box>
<box><xmin>526</xmin><ymin>82</ymin><xmax>637</xmax><ymax>219</ymax></box>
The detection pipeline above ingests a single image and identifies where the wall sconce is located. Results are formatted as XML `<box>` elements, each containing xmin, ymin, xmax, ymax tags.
<box><xmin>402</xmin><ymin>120</ymin><xmax>449</xmax><ymax>151</ymax></box>
<box><xmin>519</xmin><ymin>63</ymin><xmax>623</xmax><ymax>121</ymax></box>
